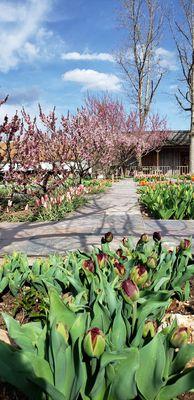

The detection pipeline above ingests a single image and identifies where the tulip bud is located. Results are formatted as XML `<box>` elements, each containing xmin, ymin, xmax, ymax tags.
<box><xmin>122</xmin><ymin>237</ymin><xmax>129</xmax><ymax>247</ymax></box>
<box><xmin>96</xmin><ymin>253</ymin><xmax>108</xmax><ymax>268</ymax></box>
<box><xmin>170</xmin><ymin>326</ymin><xmax>189</xmax><ymax>348</ymax></box>
<box><xmin>114</xmin><ymin>260</ymin><xmax>125</xmax><ymax>276</ymax></box>
<box><xmin>122</xmin><ymin>278</ymin><xmax>139</xmax><ymax>302</ymax></box>
<box><xmin>147</xmin><ymin>256</ymin><xmax>157</xmax><ymax>269</ymax></box>
<box><xmin>103</xmin><ymin>231</ymin><xmax>113</xmax><ymax>243</ymax></box>
<box><xmin>116</xmin><ymin>249</ymin><xmax>123</xmax><ymax>258</ymax></box>
<box><xmin>83</xmin><ymin>327</ymin><xmax>105</xmax><ymax>358</ymax></box>
<box><xmin>56</xmin><ymin>322</ymin><xmax>69</xmax><ymax>343</ymax></box>
<box><xmin>82</xmin><ymin>259</ymin><xmax>95</xmax><ymax>273</ymax></box>
<box><xmin>130</xmin><ymin>264</ymin><xmax>148</xmax><ymax>286</ymax></box>
<box><xmin>180</xmin><ymin>239</ymin><xmax>191</xmax><ymax>250</ymax></box>
<box><xmin>153</xmin><ymin>232</ymin><xmax>161</xmax><ymax>242</ymax></box>
<box><xmin>142</xmin><ymin>320</ymin><xmax>157</xmax><ymax>338</ymax></box>
<box><xmin>140</xmin><ymin>233</ymin><xmax>149</xmax><ymax>243</ymax></box>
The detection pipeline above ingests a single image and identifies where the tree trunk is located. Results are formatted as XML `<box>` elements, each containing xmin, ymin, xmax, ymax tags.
<box><xmin>189</xmin><ymin>2</ymin><xmax>194</xmax><ymax>174</ymax></box>
<box><xmin>137</xmin><ymin>155</ymin><xmax>142</xmax><ymax>170</ymax></box>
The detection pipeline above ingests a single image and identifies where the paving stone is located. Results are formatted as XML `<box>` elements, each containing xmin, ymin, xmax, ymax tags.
<box><xmin>1</xmin><ymin>179</ymin><xmax>194</xmax><ymax>255</ymax></box>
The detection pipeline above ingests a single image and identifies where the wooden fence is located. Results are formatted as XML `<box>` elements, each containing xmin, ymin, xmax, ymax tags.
<box><xmin>128</xmin><ymin>165</ymin><xmax>189</xmax><ymax>176</ymax></box>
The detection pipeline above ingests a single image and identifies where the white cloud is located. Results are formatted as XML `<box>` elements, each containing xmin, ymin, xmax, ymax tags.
<box><xmin>62</xmin><ymin>69</ymin><xmax>122</xmax><ymax>91</ymax></box>
<box><xmin>155</xmin><ymin>48</ymin><xmax>178</xmax><ymax>71</ymax></box>
<box><xmin>0</xmin><ymin>0</ymin><xmax>65</xmax><ymax>72</ymax></box>
<box><xmin>61</xmin><ymin>51</ymin><xmax>114</xmax><ymax>62</ymax></box>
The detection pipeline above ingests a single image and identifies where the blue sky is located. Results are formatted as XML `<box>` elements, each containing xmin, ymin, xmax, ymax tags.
<box><xmin>0</xmin><ymin>0</ymin><xmax>190</xmax><ymax>129</ymax></box>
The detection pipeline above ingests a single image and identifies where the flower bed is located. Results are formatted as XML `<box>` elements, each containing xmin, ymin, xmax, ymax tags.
<box><xmin>0</xmin><ymin>179</ymin><xmax>112</xmax><ymax>222</ymax></box>
<box><xmin>134</xmin><ymin>174</ymin><xmax>194</xmax><ymax>182</ymax></box>
<box><xmin>0</xmin><ymin>232</ymin><xmax>194</xmax><ymax>399</ymax></box>
<box><xmin>138</xmin><ymin>182</ymin><xmax>194</xmax><ymax>219</ymax></box>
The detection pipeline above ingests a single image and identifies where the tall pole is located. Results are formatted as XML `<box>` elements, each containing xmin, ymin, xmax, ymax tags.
<box><xmin>189</xmin><ymin>0</ymin><xmax>194</xmax><ymax>173</ymax></box>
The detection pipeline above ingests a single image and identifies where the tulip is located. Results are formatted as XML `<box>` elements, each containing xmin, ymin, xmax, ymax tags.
<box><xmin>82</xmin><ymin>259</ymin><xmax>95</xmax><ymax>273</ymax></box>
<box><xmin>121</xmin><ymin>278</ymin><xmax>139</xmax><ymax>302</ymax></box>
<box><xmin>104</xmin><ymin>231</ymin><xmax>113</xmax><ymax>243</ymax></box>
<box><xmin>170</xmin><ymin>326</ymin><xmax>189</xmax><ymax>348</ymax></box>
<box><xmin>116</xmin><ymin>249</ymin><xmax>123</xmax><ymax>258</ymax></box>
<box><xmin>83</xmin><ymin>327</ymin><xmax>105</xmax><ymax>358</ymax></box>
<box><xmin>180</xmin><ymin>239</ymin><xmax>191</xmax><ymax>250</ymax></box>
<box><xmin>153</xmin><ymin>231</ymin><xmax>161</xmax><ymax>242</ymax></box>
<box><xmin>140</xmin><ymin>233</ymin><xmax>149</xmax><ymax>243</ymax></box>
<box><xmin>142</xmin><ymin>320</ymin><xmax>157</xmax><ymax>338</ymax></box>
<box><xmin>56</xmin><ymin>322</ymin><xmax>69</xmax><ymax>343</ymax></box>
<box><xmin>130</xmin><ymin>264</ymin><xmax>148</xmax><ymax>286</ymax></box>
<box><xmin>122</xmin><ymin>237</ymin><xmax>129</xmax><ymax>247</ymax></box>
<box><xmin>114</xmin><ymin>260</ymin><xmax>125</xmax><ymax>276</ymax></box>
<box><xmin>147</xmin><ymin>256</ymin><xmax>157</xmax><ymax>269</ymax></box>
<box><xmin>96</xmin><ymin>252</ymin><xmax>108</xmax><ymax>268</ymax></box>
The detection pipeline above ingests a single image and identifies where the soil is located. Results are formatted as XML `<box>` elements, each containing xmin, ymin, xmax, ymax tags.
<box><xmin>0</xmin><ymin>292</ymin><xmax>29</xmax><ymax>329</ymax></box>
<box><xmin>0</xmin><ymin>383</ymin><xmax>27</xmax><ymax>400</ymax></box>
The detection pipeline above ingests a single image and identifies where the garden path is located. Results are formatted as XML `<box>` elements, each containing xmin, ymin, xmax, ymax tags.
<box><xmin>0</xmin><ymin>179</ymin><xmax>194</xmax><ymax>255</ymax></box>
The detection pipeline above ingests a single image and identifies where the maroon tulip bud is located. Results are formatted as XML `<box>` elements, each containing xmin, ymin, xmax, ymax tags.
<box><xmin>130</xmin><ymin>264</ymin><xmax>148</xmax><ymax>286</ymax></box>
<box><xmin>147</xmin><ymin>256</ymin><xmax>157</xmax><ymax>269</ymax></box>
<box><xmin>82</xmin><ymin>259</ymin><xmax>95</xmax><ymax>273</ymax></box>
<box><xmin>83</xmin><ymin>327</ymin><xmax>105</xmax><ymax>358</ymax></box>
<box><xmin>116</xmin><ymin>249</ymin><xmax>123</xmax><ymax>258</ymax></box>
<box><xmin>122</xmin><ymin>237</ymin><xmax>129</xmax><ymax>247</ymax></box>
<box><xmin>170</xmin><ymin>326</ymin><xmax>189</xmax><ymax>348</ymax></box>
<box><xmin>180</xmin><ymin>239</ymin><xmax>191</xmax><ymax>250</ymax></box>
<box><xmin>114</xmin><ymin>260</ymin><xmax>125</xmax><ymax>276</ymax></box>
<box><xmin>140</xmin><ymin>233</ymin><xmax>149</xmax><ymax>243</ymax></box>
<box><xmin>153</xmin><ymin>232</ymin><xmax>161</xmax><ymax>242</ymax></box>
<box><xmin>96</xmin><ymin>253</ymin><xmax>108</xmax><ymax>268</ymax></box>
<box><xmin>122</xmin><ymin>278</ymin><xmax>139</xmax><ymax>302</ymax></box>
<box><xmin>104</xmin><ymin>231</ymin><xmax>113</xmax><ymax>243</ymax></box>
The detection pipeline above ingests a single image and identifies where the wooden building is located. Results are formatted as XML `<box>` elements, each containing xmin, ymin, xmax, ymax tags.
<box><xmin>140</xmin><ymin>130</ymin><xmax>190</xmax><ymax>174</ymax></box>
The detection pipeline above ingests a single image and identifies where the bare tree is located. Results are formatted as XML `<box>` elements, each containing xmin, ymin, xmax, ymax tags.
<box><xmin>116</xmin><ymin>0</ymin><xmax>165</xmax><ymax>166</ymax></box>
<box><xmin>171</xmin><ymin>0</ymin><xmax>194</xmax><ymax>173</ymax></box>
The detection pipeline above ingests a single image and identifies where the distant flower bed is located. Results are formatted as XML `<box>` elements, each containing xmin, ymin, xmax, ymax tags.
<box><xmin>0</xmin><ymin>178</ymin><xmax>112</xmax><ymax>222</ymax></box>
<box><xmin>139</xmin><ymin>181</ymin><xmax>194</xmax><ymax>219</ymax></box>
<box><xmin>134</xmin><ymin>174</ymin><xmax>194</xmax><ymax>185</ymax></box>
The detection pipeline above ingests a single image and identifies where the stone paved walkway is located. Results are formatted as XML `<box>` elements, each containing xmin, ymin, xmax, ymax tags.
<box><xmin>0</xmin><ymin>179</ymin><xmax>194</xmax><ymax>255</ymax></box>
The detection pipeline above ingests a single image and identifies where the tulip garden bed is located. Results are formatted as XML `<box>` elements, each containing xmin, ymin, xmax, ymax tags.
<box><xmin>0</xmin><ymin>233</ymin><xmax>194</xmax><ymax>399</ymax></box>
<box><xmin>138</xmin><ymin>181</ymin><xmax>194</xmax><ymax>219</ymax></box>
<box><xmin>0</xmin><ymin>178</ymin><xmax>112</xmax><ymax>222</ymax></box>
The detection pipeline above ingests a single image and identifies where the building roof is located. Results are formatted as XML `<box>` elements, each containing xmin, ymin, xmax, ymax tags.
<box><xmin>166</xmin><ymin>130</ymin><xmax>190</xmax><ymax>146</ymax></box>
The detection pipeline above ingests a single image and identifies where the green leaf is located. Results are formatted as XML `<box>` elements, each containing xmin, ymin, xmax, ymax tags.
<box><xmin>136</xmin><ymin>334</ymin><xmax>166</xmax><ymax>400</ymax></box>
<box><xmin>111</xmin><ymin>303</ymin><xmax>127</xmax><ymax>351</ymax></box>
<box><xmin>0</xmin><ymin>341</ymin><xmax>43</xmax><ymax>399</ymax></box>
<box><xmin>170</xmin><ymin>344</ymin><xmax>194</xmax><ymax>375</ymax></box>
<box><xmin>157</xmin><ymin>368</ymin><xmax>194</xmax><ymax>400</ymax></box>
<box><xmin>49</xmin><ymin>287</ymin><xmax>76</xmax><ymax>329</ymax></box>
<box><xmin>108</xmin><ymin>348</ymin><xmax>139</xmax><ymax>400</ymax></box>
<box><xmin>2</xmin><ymin>313</ymin><xmax>42</xmax><ymax>352</ymax></box>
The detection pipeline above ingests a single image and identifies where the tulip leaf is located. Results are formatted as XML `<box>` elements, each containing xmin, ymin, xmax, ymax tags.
<box><xmin>111</xmin><ymin>304</ymin><xmax>127</xmax><ymax>351</ymax></box>
<box><xmin>170</xmin><ymin>344</ymin><xmax>194</xmax><ymax>375</ymax></box>
<box><xmin>0</xmin><ymin>341</ymin><xmax>46</xmax><ymax>399</ymax></box>
<box><xmin>108</xmin><ymin>348</ymin><xmax>139</xmax><ymax>400</ymax></box>
<box><xmin>157</xmin><ymin>368</ymin><xmax>194</xmax><ymax>400</ymax></box>
<box><xmin>2</xmin><ymin>313</ymin><xmax>42</xmax><ymax>352</ymax></box>
<box><xmin>136</xmin><ymin>334</ymin><xmax>166</xmax><ymax>400</ymax></box>
<box><xmin>49</xmin><ymin>287</ymin><xmax>76</xmax><ymax>329</ymax></box>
